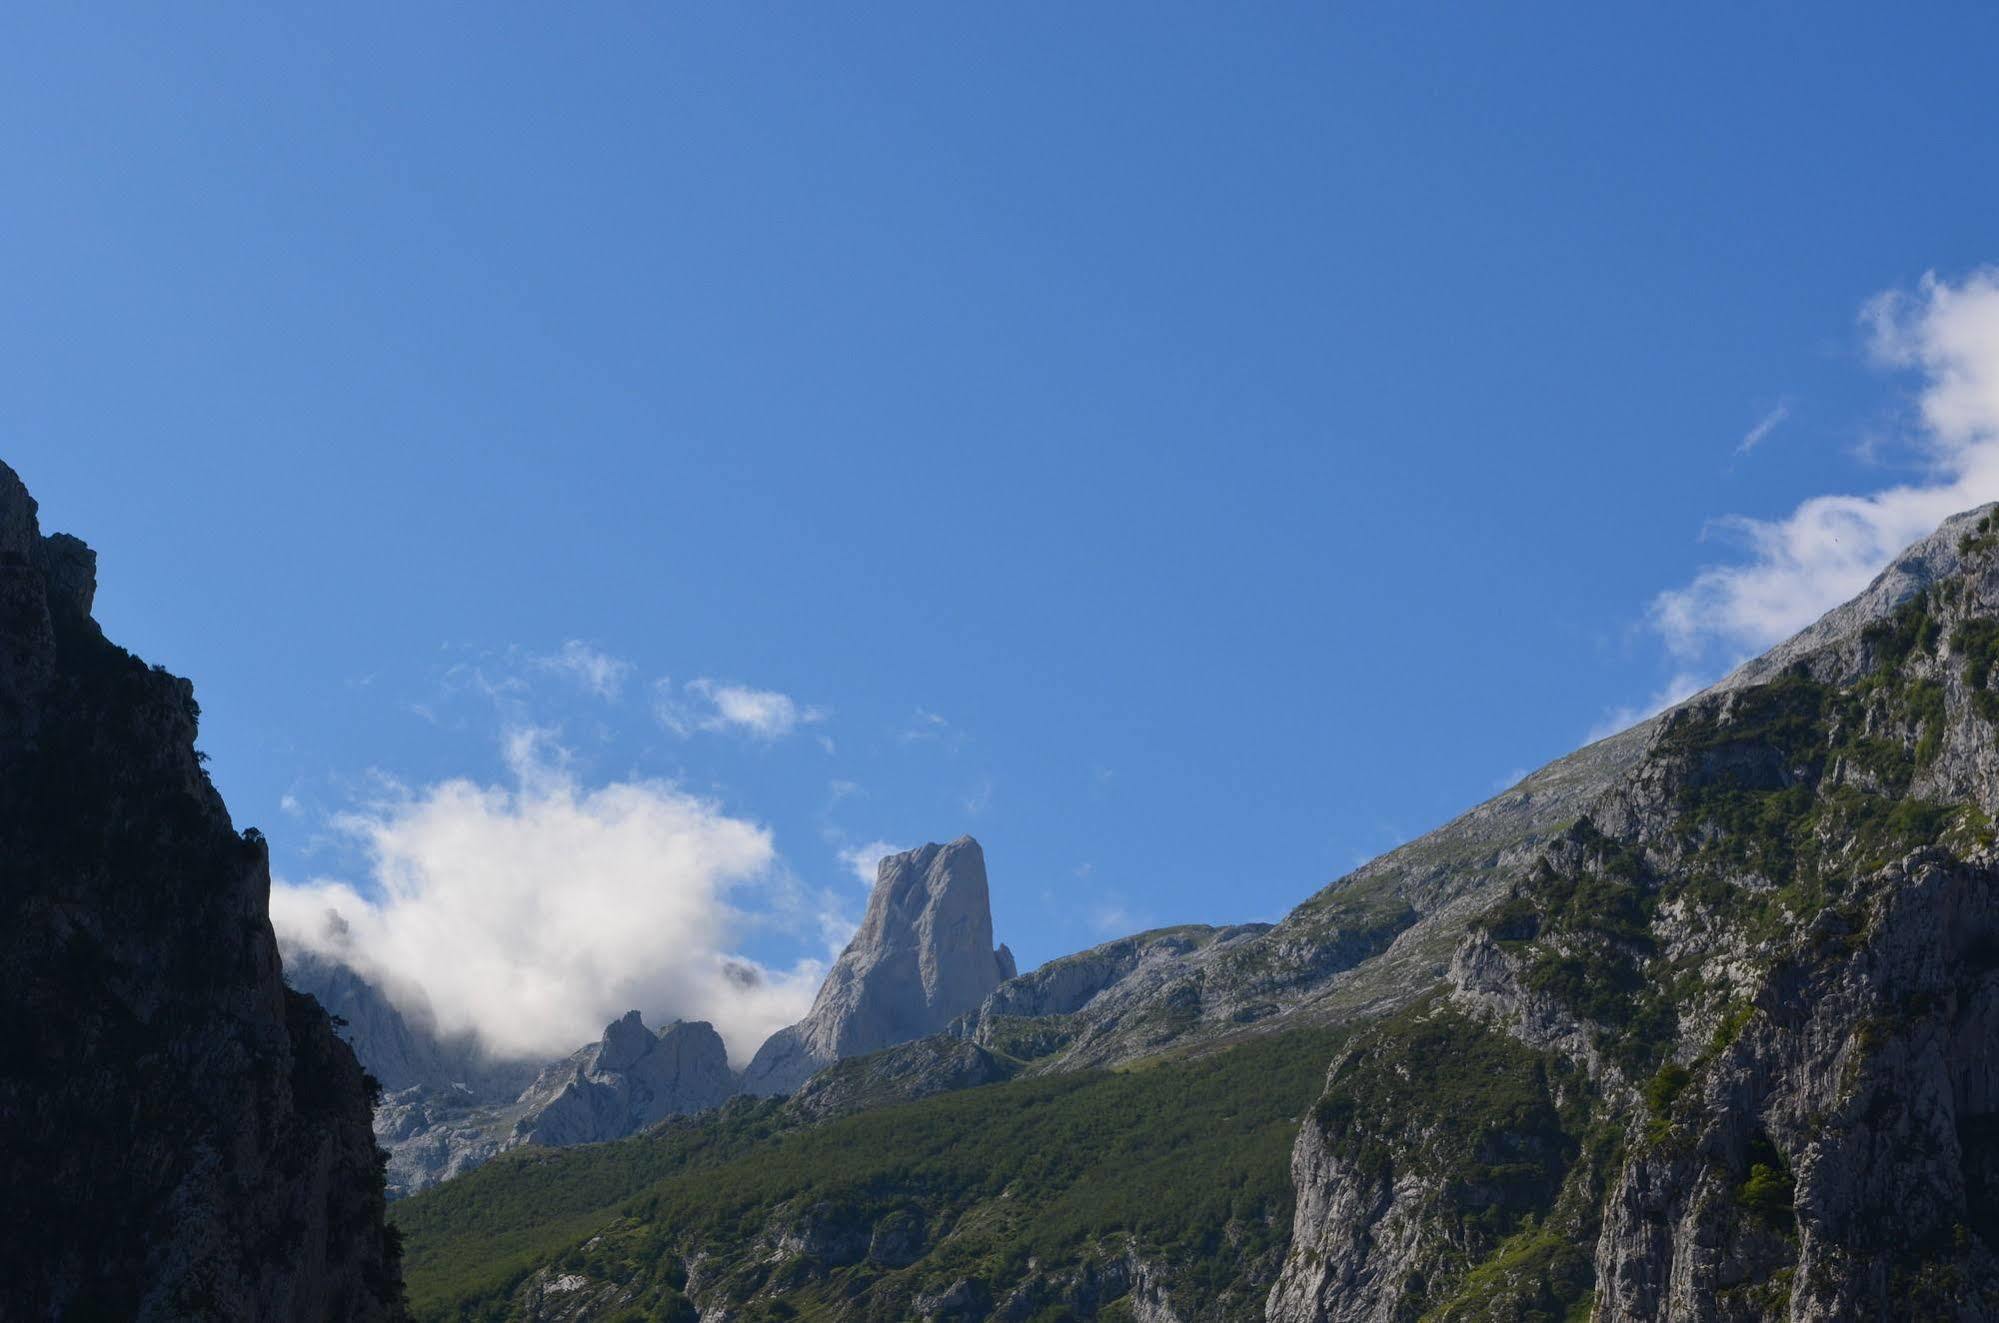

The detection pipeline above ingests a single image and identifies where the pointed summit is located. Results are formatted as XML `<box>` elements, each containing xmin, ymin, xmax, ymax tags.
<box><xmin>742</xmin><ymin>836</ymin><xmax>1013</xmax><ymax>1095</ymax></box>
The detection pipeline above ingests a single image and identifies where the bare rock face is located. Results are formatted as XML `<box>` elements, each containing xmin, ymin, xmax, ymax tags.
<box><xmin>742</xmin><ymin>837</ymin><xmax>1013</xmax><ymax>1095</ymax></box>
<box><xmin>1269</xmin><ymin>503</ymin><xmax>1999</xmax><ymax>1322</ymax></box>
<box><xmin>0</xmin><ymin>461</ymin><xmax>404</xmax><ymax>1320</ymax></box>
<box><xmin>508</xmin><ymin>1011</ymin><xmax>738</xmax><ymax>1147</ymax></box>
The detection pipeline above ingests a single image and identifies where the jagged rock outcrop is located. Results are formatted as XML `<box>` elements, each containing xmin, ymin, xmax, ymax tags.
<box><xmin>290</xmin><ymin>949</ymin><xmax>743</xmax><ymax>1193</ymax></box>
<box><xmin>1270</xmin><ymin>503</ymin><xmax>1999</xmax><ymax>1321</ymax></box>
<box><xmin>509</xmin><ymin>1011</ymin><xmax>737</xmax><ymax>1147</ymax></box>
<box><xmin>371</xmin><ymin>1084</ymin><xmax>514</xmax><ymax>1199</ymax></box>
<box><xmin>742</xmin><ymin>836</ymin><xmax>1014</xmax><ymax>1095</ymax></box>
<box><xmin>0</xmin><ymin>462</ymin><xmax>405</xmax><ymax>1320</ymax></box>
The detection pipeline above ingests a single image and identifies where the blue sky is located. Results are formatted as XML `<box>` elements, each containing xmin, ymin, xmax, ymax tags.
<box><xmin>7</xmin><ymin>5</ymin><xmax>1999</xmax><ymax>1060</ymax></box>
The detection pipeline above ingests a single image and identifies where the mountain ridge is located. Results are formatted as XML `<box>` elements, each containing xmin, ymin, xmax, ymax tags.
<box><xmin>295</xmin><ymin>835</ymin><xmax>1022</xmax><ymax>1192</ymax></box>
<box><xmin>391</xmin><ymin>499</ymin><xmax>1999</xmax><ymax>1322</ymax></box>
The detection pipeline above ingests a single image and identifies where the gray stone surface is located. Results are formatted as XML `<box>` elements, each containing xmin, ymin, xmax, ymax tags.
<box><xmin>508</xmin><ymin>1012</ymin><xmax>738</xmax><ymax>1147</ymax></box>
<box><xmin>742</xmin><ymin>836</ymin><xmax>1014</xmax><ymax>1095</ymax></box>
<box><xmin>287</xmin><ymin>955</ymin><xmax>743</xmax><ymax>1194</ymax></box>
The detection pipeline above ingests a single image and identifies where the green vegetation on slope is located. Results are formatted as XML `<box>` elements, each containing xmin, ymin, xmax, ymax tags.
<box><xmin>395</xmin><ymin>1024</ymin><xmax>1345</xmax><ymax>1320</ymax></box>
<box><xmin>390</xmin><ymin>1096</ymin><xmax>796</xmax><ymax>1311</ymax></box>
<box><xmin>1310</xmin><ymin>1000</ymin><xmax>1604</xmax><ymax>1320</ymax></box>
<box><xmin>1478</xmin><ymin>594</ymin><xmax>1991</xmax><ymax>1085</ymax></box>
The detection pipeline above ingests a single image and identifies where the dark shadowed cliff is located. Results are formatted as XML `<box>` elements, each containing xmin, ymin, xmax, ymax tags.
<box><xmin>0</xmin><ymin>463</ymin><xmax>405</xmax><ymax>1320</ymax></box>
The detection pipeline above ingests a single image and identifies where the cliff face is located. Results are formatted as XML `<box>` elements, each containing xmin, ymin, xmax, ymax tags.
<box><xmin>1270</xmin><ymin>504</ymin><xmax>1999</xmax><ymax>1322</ymax></box>
<box><xmin>743</xmin><ymin>836</ymin><xmax>1014</xmax><ymax>1096</ymax></box>
<box><xmin>0</xmin><ymin>463</ymin><xmax>405</xmax><ymax>1320</ymax></box>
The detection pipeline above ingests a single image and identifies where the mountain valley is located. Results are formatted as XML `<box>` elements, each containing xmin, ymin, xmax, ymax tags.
<box><xmin>373</xmin><ymin>507</ymin><xmax>1999</xmax><ymax>1320</ymax></box>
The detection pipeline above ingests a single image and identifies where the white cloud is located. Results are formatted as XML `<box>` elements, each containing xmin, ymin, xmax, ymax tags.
<box><xmin>270</xmin><ymin>728</ymin><xmax>828</xmax><ymax>1066</ymax></box>
<box><xmin>1651</xmin><ymin>268</ymin><xmax>1999</xmax><ymax>665</ymax></box>
<box><xmin>1586</xmin><ymin>671</ymin><xmax>1705</xmax><ymax>745</ymax></box>
<box><xmin>533</xmin><ymin>640</ymin><xmax>633</xmax><ymax>701</ymax></box>
<box><xmin>1735</xmin><ymin>400</ymin><xmax>1791</xmax><ymax>457</ymax></box>
<box><xmin>655</xmin><ymin>677</ymin><xmax>825</xmax><ymax>740</ymax></box>
<box><xmin>899</xmin><ymin>708</ymin><xmax>951</xmax><ymax>742</ymax></box>
<box><xmin>836</xmin><ymin>839</ymin><xmax>905</xmax><ymax>889</ymax></box>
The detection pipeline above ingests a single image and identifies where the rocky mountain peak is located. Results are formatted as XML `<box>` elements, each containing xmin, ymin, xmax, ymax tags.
<box><xmin>741</xmin><ymin>835</ymin><xmax>1014</xmax><ymax>1095</ymax></box>
<box><xmin>596</xmin><ymin>1008</ymin><xmax>657</xmax><ymax>1074</ymax></box>
<box><xmin>508</xmin><ymin>1011</ymin><xmax>736</xmax><ymax>1148</ymax></box>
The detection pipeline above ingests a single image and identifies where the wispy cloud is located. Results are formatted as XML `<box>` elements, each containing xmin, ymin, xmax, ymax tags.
<box><xmin>655</xmin><ymin>677</ymin><xmax>826</xmax><ymax>741</ymax></box>
<box><xmin>1735</xmin><ymin>400</ymin><xmax>1792</xmax><ymax>457</ymax></box>
<box><xmin>899</xmin><ymin>707</ymin><xmax>953</xmax><ymax>743</ymax></box>
<box><xmin>1649</xmin><ymin>268</ymin><xmax>1999</xmax><ymax>668</ymax></box>
<box><xmin>532</xmin><ymin>640</ymin><xmax>634</xmax><ymax>701</ymax></box>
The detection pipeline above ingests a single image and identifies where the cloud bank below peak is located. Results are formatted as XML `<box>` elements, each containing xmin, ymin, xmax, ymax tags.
<box><xmin>270</xmin><ymin>729</ymin><xmax>831</xmax><ymax>1066</ymax></box>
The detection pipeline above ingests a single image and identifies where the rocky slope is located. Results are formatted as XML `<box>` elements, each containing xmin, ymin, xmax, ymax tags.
<box><xmin>0</xmin><ymin>462</ymin><xmax>405</xmax><ymax>1320</ymax></box>
<box><xmin>743</xmin><ymin>836</ymin><xmax>1016</xmax><ymax>1095</ymax></box>
<box><xmin>922</xmin><ymin>723</ymin><xmax>1660</xmax><ymax>1081</ymax></box>
<box><xmin>1270</xmin><ymin>503</ymin><xmax>1999</xmax><ymax>1321</ymax></box>
<box><xmin>925</xmin><ymin>510</ymin><xmax>1999</xmax><ymax>1089</ymax></box>
<box><xmin>290</xmin><ymin>952</ymin><xmax>741</xmax><ymax>1197</ymax></box>
<box><xmin>392</xmin><ymin>503</ymin><xmax>1999</xmax><ymax>1322</ymax></box>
